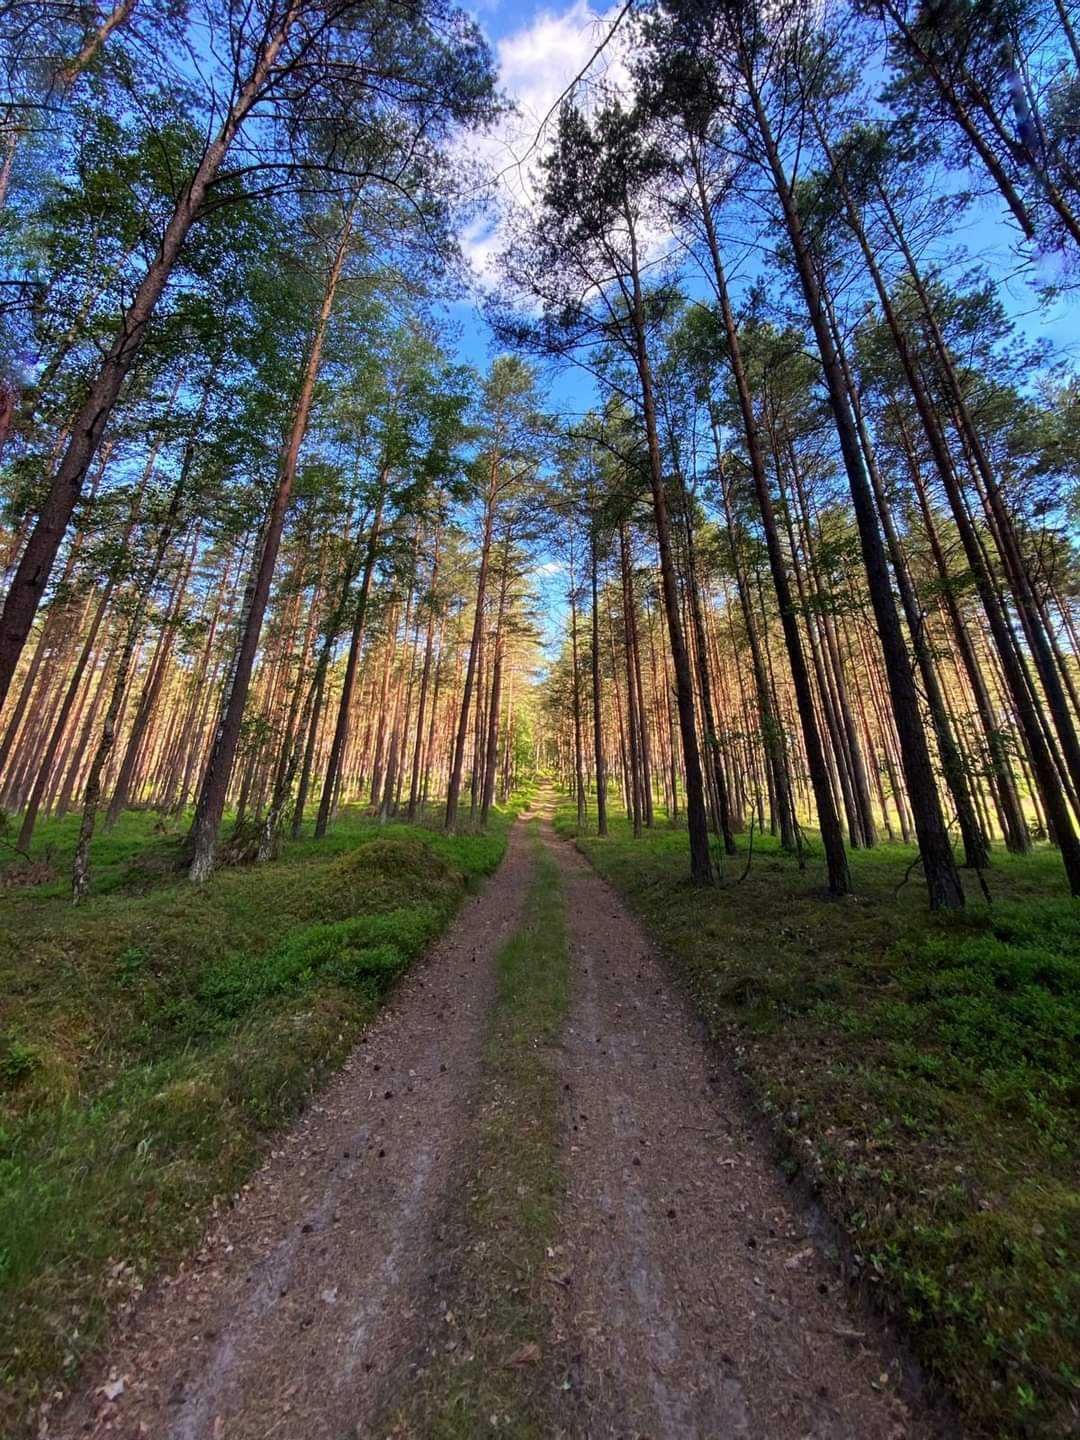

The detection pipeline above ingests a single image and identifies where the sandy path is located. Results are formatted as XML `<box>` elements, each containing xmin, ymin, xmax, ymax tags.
<box><xmin>49</xmin><ymin>819</ymin><xmax>532</xmax><ymax>1440</ymax></box>
<box><xmin>545</xmin><ymin>821</ymin><xmax>930</xmax><ymax>1440</ymax></box>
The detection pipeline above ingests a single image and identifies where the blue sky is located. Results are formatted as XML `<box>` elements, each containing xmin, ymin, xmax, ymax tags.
<box><xmin>438</xmin><ymin>0</ymin><xmax>1079</xmax><ymax>657</ymax></box>
<box><xmin>444</xmin><ymin>0</ymin><xmax>1079</xmax><ymax>376</ymax></box>
<box><xmin>439</xmin><ymin>0</ymin><xmax>631</xmax><ymax>656</ymax></box>
<box><xmin>445</xmin><ymin>0</ymin><xmax>634</xmax><ymax>370</ymax></box>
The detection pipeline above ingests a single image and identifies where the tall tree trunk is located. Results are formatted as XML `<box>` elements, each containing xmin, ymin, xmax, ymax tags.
<box><xmin>915</xmin><ymin>273</ymin><xmax>1080</xmax><ymax>804</ymax></box>
<box><xmin>568</xmin><ymin>526</ymin><xmax>587</xmax><ymax>829</ymax></box>
<box><xmin>624</xmin><ymin>533</ymin><xmax>654</xmax><ymax>827</ymax></box>
<box><xmin>783</xmin><ymin>434</ymin><xmax>876</xmax><ymax>847</ymax></box>
<box><xmin>382</xmin><ymin>554</ymin><xmax>422</xmax><ymax>821</ymax></box>
<box><xmin>678</xmin><ymin>471</ymin><xmax>737</xmax><ymax>853</ymax></box>
<box><xmin>744</xmin><ymin>83</ymin><xmax>961</xmax><ymax>908</ymax></box>
<box><xmin>481</xmin><ymin>633</ymin><xmax>505</xmax><ymax>825</ymax></box>
<box><xmin>290</xmin><ymin>526</ymin><xmax>367</xmax><ymax>840</ymax></box>
<box><xmin>0</xmin><ymin>446</ymin><xmax>108</xmax><ymax>777</ymax></box>
<box><xmin>421</xmin><ymin>621</ymin><xmax>446</xmax><ymax>809</ymax></box>
<box><xmin>104</xmin><ymin>374</ymin><xmax>212</xmax><ymax>826</ymax></box>
<box><xmin>619</xmin><ymin>524</ymin><xmax>643</xmax><ymax>837</ymax></box>
<box><xmin>623</xmin><ymin>201</ymin><xmax>712</xmax><ymax>883</ymax></box>
<box><xmin>692</xmin><ymin>153</ymin><xmax>848</xmax><ymax>893</ymax></box>
<box><xmin>819</xmin><ymin>147</ymin><xmax>989</xmax><ymax>864</ymax></box>
<box><xmin>445</xmin><ymin>480</ymin><xmax>495</xmax><ymax>831</ymax></box>
<box><xmin>590</xmin><ymin>525</ymin><xmax>608</xmax><ymax>835</ymax></box>
<box><xmin>481</xmin><ymin>545</ymin><xmax>511</xmax><ymax>824</ymax></box>
<box><xmin>407</xmin><ymin>522</ymin><xmax>441</xmax><ymax>820</ymax></box>
<box><xmin>0</xmin><ymin>6</ymin><xmax>302</xmax><ymax>707</ymax></box>
<box><xmin>71</xmin><ymin>451</ymin><xmax>190</xmax><ymax>893</ymax></box>
<box><xmin>469</xmin><ymin>600</ymin><xmax>488</xmax><ymax>820</ymax></box>
<box><xmin>255</xmin><ymin>546</ymin><xmax>327</xmax><ymax>859</ymax></box>
<box><xmin>188</xmin><ymin>201</ymin><xmax>352</xmax><ymax>880</ymax></box>
<box><xmin>713</xmin><ymin>424</ymin><xmax>793</xmax><ymax>852</ymax></box>
<box><xmin>367</xmin><ymin>616</ymin><xmax>398</xmax><ymax>814</ymax></box>
<box><xmin>873</xmin><ymin>203</ymin><xmax>1079</xmax><ymax>886</ymax></box>
<box><xmin>106</xmin><ymin>529</ymin><xmax>197</xmax><ymax>822</ymax></box>
<box><xmin>166</xmin><ymin>542</ymin><xmax>241</xmax><ymax>813</ymax></box>
<box><xmin>14</xmin><ymin>445</ymin><xmax>153</xmax><ymax>849</ymax></box>
<box><xmin>16</xmin><ymin>589</ymin><xmax>111</xmax><ymax>851</ymax></box>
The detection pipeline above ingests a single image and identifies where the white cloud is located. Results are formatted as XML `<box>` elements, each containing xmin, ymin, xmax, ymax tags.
<box><xmin>499</xmin><ymin>0</ymin><xmax>629</xmax><ymax>131</ymax></box>
<box><xmin>460</xmin><ymin>0</ymin><xmax>633</xmax><ymax>285</ymax></box>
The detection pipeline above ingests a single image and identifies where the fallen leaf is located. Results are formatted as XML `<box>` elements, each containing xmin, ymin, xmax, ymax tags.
<box><xmin>101</xmin><ymin>1378</ymin><xmax>125</xmax><ymax>1402</ymax></box>
<box><xmin>506</xmin><ymin>1342</ymin><xmax>541</xmax><ymax>1368</ymax></box>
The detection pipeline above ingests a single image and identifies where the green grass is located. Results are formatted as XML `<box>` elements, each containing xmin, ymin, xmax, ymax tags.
<box><xmin>0</xmin><ymin>805</ymin><xmax>194</xmax><ymax>898</ymax></box>
<box><xmin>0</xmin><ymin>802</ymin><xmax>515</xmax><ymax>1439</ymax></box>
<box><xmin>389</xmin><ymin>822</ymin><xmax>572</xmax><ymax>1438</ymax></box>
<box><xmin>554</xmin><ymin>797</ymin><xmax>1079</xmax><ymax>1439</ymax></box>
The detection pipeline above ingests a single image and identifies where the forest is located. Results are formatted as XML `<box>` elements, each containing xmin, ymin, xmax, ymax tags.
<box><xmin>0</xmin><ymin>0</ymin><xmax>1077</xmax><ymax>1436</ymax></box>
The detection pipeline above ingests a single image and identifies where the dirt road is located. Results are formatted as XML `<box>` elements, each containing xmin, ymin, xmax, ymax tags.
<box><xmin>52</xmin><ymin>808</ymin><xmax>933</xmax><ymax>1439</ymax></box>
<box><xmin>50</xmin><ymin>821</ymin><xmax>533</xmax><ymax>1440</ymax></box>
<box><xmin>544</xmin><ymin>820</ymin><xmax>921</xmax><ymax>1440</ymax></box>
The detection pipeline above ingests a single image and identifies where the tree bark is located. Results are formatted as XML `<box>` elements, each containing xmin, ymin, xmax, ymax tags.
<box><xmin>445</xmin><ymin>476</ymin><xmax>496</xmax><ymax>831</ymax></box>
<box><xmin>407</xmin><ymin>522</ymin><xmax>441</xmax><ymax>820</ymax></box>
<box><xmin>314</xmin><ymin>479</ymin><xmax>388</xmax><ymax>838</ymax></box>
<box><xmin>872</xmin><ymin>200</ymin><xmax>1080</xmax><ymax>885</ymax></box>
<box><xmin>693</xmin><ymin>157</ymin><xmax>848</xmax><ymax>893</ymax></box>
<box><xmin>590</xmin><ymin>524</ymin><xmax>608</xmax><ymax>835</ymax></box>
<box><xmin>619</xmin><ymin>524</ymin><xmax>643</xmax><ymax>837</ymax></box>
<box><xmin>623</xmin><ymin>201</ymin><xmax>712</xmax><ymax>883</ymax></box>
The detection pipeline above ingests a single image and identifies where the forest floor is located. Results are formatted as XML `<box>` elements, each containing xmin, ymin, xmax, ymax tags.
<box><xmin>38</xmin><ymin>791</ymin><xmax>940</xmax><ymax>1440</ymax></box>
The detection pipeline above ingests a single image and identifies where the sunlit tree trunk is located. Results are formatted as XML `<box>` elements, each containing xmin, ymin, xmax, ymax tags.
<box><xmin>189</xmin><ymin>201</ymin><xmax>352</xmax><ymax>880</ymax></box>
<box><xmin>446</xmin><ymin>469</ymin><xmax>496</xmax><ymax>831</ymax></box>
<box><xmin>693</xmin><ymin>160</ymin><xmax>848</xmax><ymax>893</ymax></box>
<box><xmin>623</xmin><ymin>201</ymin><xmax>711</xmax><ymax>881</ymax></box>
<box><xmin>743</xmin><ymin>79</ymin><xmax>961</xmax><ymax>908</ymax></box>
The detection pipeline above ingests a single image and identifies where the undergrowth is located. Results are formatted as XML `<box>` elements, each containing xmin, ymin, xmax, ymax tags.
<box><xmin>554</xmin><ymin>796</ymin><xmax>1079</xmax><ymax>1439</ymax></box>
<box><xmin>0</xmin><ymin>802</ymin><xmax>514</xmax><ymax>1438</ymax></box>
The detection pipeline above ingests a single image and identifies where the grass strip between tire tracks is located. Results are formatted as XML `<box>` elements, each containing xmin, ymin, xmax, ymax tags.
<box><xmin>388</xmin><ymin>821</ymin><xmax>573</xmax><ymax>1438</ymax></box>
